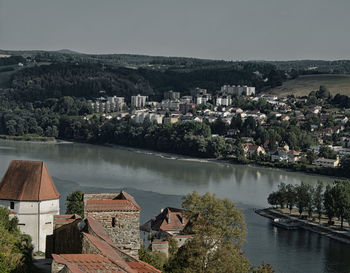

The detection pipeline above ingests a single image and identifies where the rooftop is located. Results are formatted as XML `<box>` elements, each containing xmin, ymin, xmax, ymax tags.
<box><xmin>0</xmin><ymin>160</ymin><xmax>60</xmax><ymax>201</ymax></box>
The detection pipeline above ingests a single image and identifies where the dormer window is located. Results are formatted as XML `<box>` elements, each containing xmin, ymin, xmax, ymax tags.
<box><xmin>10</xmin><ymin>201</ymin><xmax>14</xmax><ymax>210</ymax></box>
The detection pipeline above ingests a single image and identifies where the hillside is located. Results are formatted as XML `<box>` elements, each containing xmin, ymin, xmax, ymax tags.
<box><xmin>267</xmin><ymin>74</ymin><xmax>350</xmax><ymax>96</ymax></box>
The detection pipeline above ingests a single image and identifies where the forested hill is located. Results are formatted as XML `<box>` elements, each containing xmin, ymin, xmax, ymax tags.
<box><xmin>2</xmin><ymin>61</ymin><xmax>280</xmax><ymax>102</ymax></box>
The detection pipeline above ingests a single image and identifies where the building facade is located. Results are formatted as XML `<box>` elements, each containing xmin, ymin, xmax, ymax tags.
<box><xmin>84</xmin><ymin>191</ymin><xmax>141</xmax><ymax>258</ymax></box>
<box><xmin>131</xmin><ymin>94</ymin><xmax>148</xmax><ymax>108</ymax></box>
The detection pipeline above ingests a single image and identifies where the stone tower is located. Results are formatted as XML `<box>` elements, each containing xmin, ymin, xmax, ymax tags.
<box><xmin>84</xmin><ymin>191</ymin><xmax>140</xmax><ymax>258</ymax></box>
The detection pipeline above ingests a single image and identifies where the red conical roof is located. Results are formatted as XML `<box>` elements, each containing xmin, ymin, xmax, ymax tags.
<box><xmin>0</xmin><ymin>160</ymin><xmax>60</xmax><ymax>201</ymax></box>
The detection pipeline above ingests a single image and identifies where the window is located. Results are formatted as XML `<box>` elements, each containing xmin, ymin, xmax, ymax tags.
<box><xmin>10</xmin><ymin>202</ymin><xmax>14</xmax><ymax>210</ymax></box>
<box><xmin>112</xmin><ymin>217</ymin><xmax>116</xmax><ymax>227</ymax></box>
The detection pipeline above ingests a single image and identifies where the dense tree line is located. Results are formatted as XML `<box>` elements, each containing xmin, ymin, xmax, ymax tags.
<box><xmin>268</xmin><ymin>180</ymin><xmax>350</xmax><ymax>228</ymax></box>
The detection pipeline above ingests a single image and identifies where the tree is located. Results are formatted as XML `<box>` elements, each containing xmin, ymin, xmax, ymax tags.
<box><xmin>267</xmin><ymin>192</ymin><xmax>279</xmax><ymax>208</ymax></box>
<box><xmin>66</xmin><ymin>191</ymin><xmax>84</xmax><ymax>217</ymax></box>
<box><xmin>139</xmin><ymin>246</ymin><xmax>167</xmax><ymax>270</ymax></box>
<box><xmin>165</xmin><ymin>191</ymin><xmax>265</xmax><ymax>273</ymax></box>
<box><xmin>0</xmin><ymin>207</ymin><xmax>33</xmax><ymax>273</ymax></box>
<box><xmin>332</xmin><ymin>180</ymin><xmax>350</xmax><ymax>228</ymax></box>
<box><xmin>285</xmin><ymin>184</ymin><xmax>296</xmax><ymax>214</ymax></box>
<box><xmin>323</xmin><ymin>184</ymin><xmax>336</xmax><ymax>224</ymax></box>
<box><xmin>316</xmin><ymin>85</ymin><xmax>330</xmax><ymax>99</ymax></box>
<box><xmin>313</xmin><ymin>182</ymin><xmax>324</xmax><ymax>223</ymax></box>
<box><xmin>295</xmin><ymin>182</ymin><xmax>312</xmax><ymax>217</ymax></box>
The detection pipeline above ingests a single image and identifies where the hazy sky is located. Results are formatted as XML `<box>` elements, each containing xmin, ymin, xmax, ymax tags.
<box><xmin>1</xmin><ymin>0</ymin><xmax>349</xmax><ymax>60</ymax></box>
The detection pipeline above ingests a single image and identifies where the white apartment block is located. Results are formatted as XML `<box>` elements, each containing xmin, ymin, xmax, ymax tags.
<box><xmin>131</xmin><ymin>94</ymin><xmax>148</xmax><ymax>108</ymax></box>
<box><xmin>221</xmin><ymin>85</ymin><xmax>255</xmax><ymax>96</ymax></box>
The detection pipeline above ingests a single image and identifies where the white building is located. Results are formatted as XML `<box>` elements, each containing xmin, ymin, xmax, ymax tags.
<box><xmin>131</xmin><ymin>94</ymin><xmax>148</xmax><ymax>108</ymax></box>
<box><xmin>0</xmin><ymin>160</ymin><xmax>60</xmax><ymax>253</ymax></box>
<box><xmin>215</xmin><ymin>95</ymin><xmax>232</xmax><ymax>106</ymax></box>
<box><xmin>221</xmin><ymin>85</ymin><xmax>255</xmax><ymax>96</ymax></box>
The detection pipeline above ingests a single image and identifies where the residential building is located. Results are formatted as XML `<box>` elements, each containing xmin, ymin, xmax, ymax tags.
<box><xmin>131</xmin><ymin>94</ymin><xmax>148</xmax><ymax>108</ymax></box>
<box><xmin>0</xmin><ymin>160</ymin><xmax>60</xmax><ymax>252</ymax></box>
<box><xmin>140</xmin><ymin>207</ymin><xmax>191</xmax><ymax>249</ymax></box>
<box><xmin>164</xmin><ymin>90</ymin><xmax>180</xmax><ymax>100</ymax></box>
<box><xmin>180</xmin><ymin>103</ymin><xmax>196</xmax><ymax>114</ymax></box>
<box><xmin>314</xmin><ymin>157</ymin><xmax>340</xmax><ymax>168</ymax></box>
<box><xmin>221</xmin><ymin>85</ymin><xmax>255</xmax><ymax>96</ymax></box>
<box><xmin>215</xmin><ymin>95</ymin><xmax>232</xmax><ymax>106</ymax></box>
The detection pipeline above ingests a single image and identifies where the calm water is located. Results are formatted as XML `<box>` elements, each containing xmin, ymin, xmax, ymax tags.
<box><xmin>0</xmin><ymin>140</ymin><xmax>349</xmax><ymax>273</ymax></box>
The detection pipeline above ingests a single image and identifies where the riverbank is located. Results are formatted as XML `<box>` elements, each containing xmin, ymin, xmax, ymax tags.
<box><xmin>0</xmin><ymin>134</ymin><xmax>56</xmax><ymax>142</ymax></box>
<box><xmin>256</xmin><ymin>208</ymin><xmax>350</xmax><ymax>244</ymax></box>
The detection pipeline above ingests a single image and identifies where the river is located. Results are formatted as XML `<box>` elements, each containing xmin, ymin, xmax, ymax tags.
<box><xmin>0</xmin><ymin>140</ymin><xmax>349</xmax><ymax>273</ymax></box>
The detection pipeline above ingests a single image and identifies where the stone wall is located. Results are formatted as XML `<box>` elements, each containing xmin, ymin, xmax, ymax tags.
<box><xmin>86</xmin><ymin>210</ymin><xmax>140</xmax><ymax>259</ymax></box>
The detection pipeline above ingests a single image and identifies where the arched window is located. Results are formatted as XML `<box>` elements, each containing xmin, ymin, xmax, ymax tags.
<box><xmin>112</xmin><ymin>217</ymin><xmax>116</xmax><ymax>227</ymax></box>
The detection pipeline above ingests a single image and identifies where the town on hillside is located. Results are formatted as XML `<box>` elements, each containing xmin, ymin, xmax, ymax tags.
<box><xmin>88</xmin><ymin>85</ymin><xmax>350</xmax><ymax>174</ymax></box>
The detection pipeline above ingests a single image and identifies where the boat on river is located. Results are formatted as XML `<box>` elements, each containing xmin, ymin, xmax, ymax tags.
<box><xmin>272</xmin><ymin>218</ymin><xmax>303</xmax><ymax>230</ymax></box>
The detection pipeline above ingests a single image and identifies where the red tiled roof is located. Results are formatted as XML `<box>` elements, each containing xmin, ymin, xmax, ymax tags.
<box><xmin>82</xmin><ymin>233</ymin><xmax>136</xmax><ymax>273</ymax></box>
<box><xmin>141</xmin><ymin>207</ymin><xmax>188</xmax><ymax>233</ymax></box>
<box><xmin>53</xmin><ymin>254</ymin><xmax>126</xmax><ymax>273</ymax></box>
<box><xmin>86</xmin><ymin>216</ymin><xmax>115</xmax><ymax>246</ymax></box>
<box><xmin>86</xmin><ymin>199</ymin><xmax>140</xmax><ymax>212</ymax></box>
<box><xmin>127</xmin><ymin>261</ymin><xmax>162</xmax><ymax>273</ymax></box>
<box><xmin>54</xmin><ymin>214</ymin><xmax>81</xmax><ymax>229</ymax></box>
<box><xmin>0</xmin><ymin>160</ymin><xmax>60</xmax><ymax>201</ymax></box>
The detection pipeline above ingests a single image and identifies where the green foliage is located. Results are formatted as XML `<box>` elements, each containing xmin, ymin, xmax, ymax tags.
<box><xmin>66</xmin><ymin>191</ymin><xmax>84</xmax><ymax>217</ymax></box>
<box><xmin>164</xmin><ymin>191</ymin><xmax>269</xmax><ymax>273</ymax></box>
<box><xmin>138</xmin><ymin>246</ymin><xmax>167</xmax><ymax>270</ymax></box>
<box><xmin>294</xmin><ymin>182</ymin><xmax>312</xmax><ymax>216</ymax></box>
<box><xmin>331</xmin><ymin>180</ymin><xmax>350</xmax><ymax>228</ymax></box>
<box><xmin>0</xmin><ymin>207</ymin><xmax>33</xmax><ymax>273</ymax></box>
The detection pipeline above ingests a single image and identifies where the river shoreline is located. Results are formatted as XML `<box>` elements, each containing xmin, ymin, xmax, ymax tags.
<box><xmin>256</xmin><ymin>208</ymin><xmax>350</xmax><ymax>245</ymax></box>
<box><xmin>0</xmin><ymin>137</ymin><xmax>346</xmax><ymax>181</ymax></box>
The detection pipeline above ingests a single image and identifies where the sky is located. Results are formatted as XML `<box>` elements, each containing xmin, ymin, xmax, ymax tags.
<box><xmin>0</xmin><ymin>0</ymin><xmax>349</xmax><ymax>61</ymax></box>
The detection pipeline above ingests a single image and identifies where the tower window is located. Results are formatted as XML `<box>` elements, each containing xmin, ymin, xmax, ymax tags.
<box><xmin>10</xmin><ymin>202</ymin><xmax>14</xmax><ymax>210</ymax></box>
<box><xmin>112</xmin><ymin>217</ymin><xmax>116</xmax><ymax>227</ymax></box>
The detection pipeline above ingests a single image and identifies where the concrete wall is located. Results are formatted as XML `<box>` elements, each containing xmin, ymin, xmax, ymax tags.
<box><xmin>0</xmin><ymin>199</ymin><xmax>59</xmax><ymax>252</ymax></box>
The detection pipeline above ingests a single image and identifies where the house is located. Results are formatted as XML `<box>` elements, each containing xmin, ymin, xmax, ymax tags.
<box><xmin>314</xmin><ymin>157</ymin><xmax>340</xmax><ymax>168</ymax></box>
<box><xmin>84</xmin><ymin>191</ymin><xmax>141</xmax><ymax>258</ymax></box>
<box><xmin>242</xmin><ymin>144</ymin><xmax>265</xmax><ymax>156</ymax></box>
<box><xmin>0</xmin><ymin>160</ymin><xmax>60</xmax><ymax>252</ymax></box>
<box><xmin>287</xmin><ymin>150</ymin><xmax>302</xmax><ymax>163</ymax></box>
<box><xmin>140</xmin><ymin>207</ymin><xmax>191</xmax><ymax>249</ymax></box>
<box><xmin>270</xmin><ymin>149</ymin><xmax>289</xmax><ymax>162</ymax></box>
<box><xmin>49</xmin><ymin>216</ymin><xmax>160</xmax><ymax>273</ymax></box>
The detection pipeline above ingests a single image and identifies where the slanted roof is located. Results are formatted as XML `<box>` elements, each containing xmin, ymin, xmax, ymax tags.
<box><xmin>86</xmin><ymin>199</ymin><xmax>140</xmax><ymax>212</ymax></box>
<box><xmin>82</xmin><ymin>232</ymin><xmax>136</xmax><ymax>273</ymax></box>
<box><xmin>0</xmin><ymin>160</ymin><xmax>60</xmax><ymax>201</ymax></box>
<box><xmin>127</xmin><ymin>261</ymin><xmax>162</xmax><ymax>273</ymax></box>
<box><xmin>53</xmin><ymin>254</ymin><xmax>126</xmax><ymax>273</ymax></box>
<box><xmin>141</xmin><ymin>207</ymin><xmax>188</xmax><ymax>233</ymax></box>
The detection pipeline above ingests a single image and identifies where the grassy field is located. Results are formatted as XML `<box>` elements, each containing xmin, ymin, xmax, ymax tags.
<box><xmin>268</xmin><ymin>74</ymin><xmax>350</xmax><ymax>96</ymax></box>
